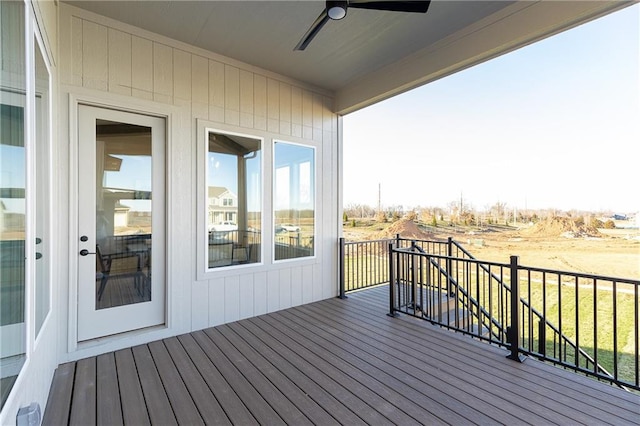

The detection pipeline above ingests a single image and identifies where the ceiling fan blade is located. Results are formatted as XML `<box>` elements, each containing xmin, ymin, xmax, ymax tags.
<box><xmin>294</xmin><ymin>9</ymin><xmax>331</xmax><ymax>51</ymax></box>
<box><xmin>348</xmin><ymin>1</ymin><xmax>431</xmax><ymax>13</ymax></box>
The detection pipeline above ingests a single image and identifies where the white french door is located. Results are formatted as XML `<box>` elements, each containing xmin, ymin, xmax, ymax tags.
<box><xmin>77</xmin><ymin>105</ymin><xmax>165</xmax><ymax>341</ymax></box>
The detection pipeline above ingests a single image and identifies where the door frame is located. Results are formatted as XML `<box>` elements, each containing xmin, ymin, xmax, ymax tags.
<box><xmin>77</xmin><ymin>104</ymin><xmax>165</xmax><ymax>341</ymax></box>
<box><xmin>67</xmin><ymin>91</ymin><xmax>183</xmax><ymax>353</ymax></box>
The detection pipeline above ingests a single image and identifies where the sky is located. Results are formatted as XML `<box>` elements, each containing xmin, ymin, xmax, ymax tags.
<box><xmin>343</xmin><ymin>4</ymin><xmax>639</xmax><ymax>214</ymax></box>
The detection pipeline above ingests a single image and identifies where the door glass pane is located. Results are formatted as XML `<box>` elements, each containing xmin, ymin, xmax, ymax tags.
<box><xmin>206</xmin><ymin>131</ymin><xmax>262</xmax><ymax>268</ymax></box>
<box><xmin>0</xmin><ymin>0</ymin><xmax>26</xmax><ymax>410</ymax></box>
<box><xmin>35</xmin><ymin>37</ymin><xmax>50</xmax><ymax>336</ymax></box>
<box><xmin>96</xmin><ymin>120</ymin><xmax>152</xmax><ymax>309</ymax></box>
<box><xmin>274</xmin><ymin>141</ymin><xmax>315</xmax><ymax>261</ymax></box>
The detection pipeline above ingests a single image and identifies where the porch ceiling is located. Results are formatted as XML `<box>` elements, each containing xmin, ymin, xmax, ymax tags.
<box><xmin>64</xmin><ymin>1</ymin><xmax>632</xmax><ymax>114</ymax></box>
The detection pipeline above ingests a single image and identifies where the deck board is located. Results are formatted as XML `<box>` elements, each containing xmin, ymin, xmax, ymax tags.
<box><xmin>176</xmin><ymin>333</ymin><xmax>256</xmax><ymax>425</ymax></box>
<box><xmin>218</xmin><ymin>323</ymin><xmax>341</xmax><ymax>425</ymax></box>
<box><xmin>147</xmin><ymin>340</ymin><xmax>204</xmax><ymax>425</ymax></box>
<box><xmin>335</xmin><ymin>287</ymin><xmax>637</xmax><ymax>423</ymax></box>
<box><xmin>254</xmin><ymin>312</ymin><xmax>457</xmax><ymax>424</ymax></box>
<box><xmin>131</xmin><ymin>344</ymin><xmax>176</xmax><ymax>425</ymax></box>
<box><xmin>298</xmin><ymin>295</ymin><xmax>592</xmax><ymax>424</ymax></box>
<box><xmin>96</xmin><ymin>352</ymin><xmax>123</xmax><ymax>425</ymax></box>
<box><xmin>226</xmin><ymin>320</ymin><xmax>365</xmax><ymax>425</ymax></box>
<box><xmin>203</xmin><ymin>327</ymin><xmax>311</xmax><ymax>425</ymax></box>
<box><xmin>43</xmin><ymin>285</ymin><xmax>640</xmax><ymax>425</ymax></box>
<box><xmin>42</xmin><ymin>362</ymin><xmax>74</xmax><ymax>426</ymax></box>
<box><xmin>190</xmin><ymin>330</ymin><xmax>284</xmax><ymax>425</ymax></box>
<box><xmin>69</xmin><ymin>357</ymin><xmax>96</xmax><ymax>425</ymax></box>
<box><xmin>162</xmin><ymin>337</ymin><xmax>231</xmax><ymax>425</ymax></box>
<box><xmin>114</xmin><ymin>348</ymin><xmax>150</xmax><ymax>425</ymax></box>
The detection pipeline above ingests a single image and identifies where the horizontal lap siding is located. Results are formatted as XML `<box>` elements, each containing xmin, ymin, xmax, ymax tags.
<box><xmin>60</xmin><ymin>5</ymin><xmax>337</xmax><ymax>336</ymax></box>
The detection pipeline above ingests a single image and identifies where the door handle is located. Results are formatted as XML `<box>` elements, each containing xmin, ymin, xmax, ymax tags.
<box><xmin>79</xmin><ymin>249</ymin><xmax>95</xmax><ymax>256</ymax></box>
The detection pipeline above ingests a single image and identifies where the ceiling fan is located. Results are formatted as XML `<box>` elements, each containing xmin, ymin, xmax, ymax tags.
<box><xmin>294</xmin><ymin>1</ymin><xmax>431</xmax><ymax>51</ymax></box>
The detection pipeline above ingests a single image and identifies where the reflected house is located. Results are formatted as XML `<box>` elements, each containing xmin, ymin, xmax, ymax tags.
<box><xmin>0</xmin><ymin>200</ymin><xmax>25</xmax><ymax>238</ymax></box>
<box><xmin>207</xmin><ymin>186</ymin><xmax>237</xmax><ymax>228</ymax></box>
<box><xmin>113</xmin><ymin>202</ymin><xmax>130</xmax><ymax>228</ymax></box>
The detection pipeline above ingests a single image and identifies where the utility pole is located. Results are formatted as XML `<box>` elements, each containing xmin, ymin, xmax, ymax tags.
<box><xmin>378</xmin><ymin>183</ymin><xmax>381</xmax><ymax>214</ymax></box>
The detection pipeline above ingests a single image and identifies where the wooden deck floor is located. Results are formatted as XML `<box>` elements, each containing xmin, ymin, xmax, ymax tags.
<box><xmin>43</xmin><ymin>286</ymin><xmax>639</xmax><ymax>425</ymax></box>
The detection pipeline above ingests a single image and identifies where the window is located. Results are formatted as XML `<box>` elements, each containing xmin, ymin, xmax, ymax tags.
<box><xmin>34</xmin><ymin>35</ymin><xmax>51</xmax><ymax>336</ymax></box>
<box><xmin>0</xmin><ymin>0</ymin><xmax>26</xmax><ymax>410</ymax></box>
<box><xmin>273</xmin><ymin>141</ymin><xmax>315</xmax><ymax>261</ymax></box>
<box><xmin>205</xmin><ymin>129</ymin><xmax>261</xmax><ymax>268</ymax></box>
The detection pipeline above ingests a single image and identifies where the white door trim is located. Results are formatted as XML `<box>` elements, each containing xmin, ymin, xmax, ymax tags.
<box><xmin>76</xmin><ymin>104</ymin><xmax>165</xmax><ymax>341</ymax></box>
<box><xmin>66</xmin><ymin>89</ymin><xmax>184</xmax><ymax>353</ymax></box>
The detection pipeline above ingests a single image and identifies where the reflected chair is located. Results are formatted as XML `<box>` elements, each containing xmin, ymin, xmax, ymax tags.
<box><xmin>96</xmin><ymin>244</ymin><xmax>146</xmax><ymax>301</ymax></box>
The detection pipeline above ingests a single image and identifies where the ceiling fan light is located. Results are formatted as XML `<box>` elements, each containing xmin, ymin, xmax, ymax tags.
<box><xmin>327</xmin><ymin>1</ymin><xmax>347</xmax><ymax>20</ymax></box>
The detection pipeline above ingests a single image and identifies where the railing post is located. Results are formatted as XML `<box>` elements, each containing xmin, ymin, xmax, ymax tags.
<box><xmin>538</xmin><ymin>320</ymin><xmax>546</xmax><ymax>356</ymax></box>
<box><xmin>447</xmin><ymin>237</ymin><xmax>454</xmax><ymax>296</ymax></box>
<box><xmin>387</xmin><ymin>243</ymin><xmax>398</xmax><ymax>317</ymax></box>
<box><xmin>507</xmin><ymin>255</ymin><xmax>525</xmax><ymax>362</ymax></box>
<box><xmin>396</xmin><ymin>233</ymin><xmax>401</xmax><ymax>249</ymax></box>
<box><xmin>338</xmin><ymin>237</ymin><xmax>347</xmax><ymax>299</ymax></box>
<box><xmin>411</xmin><ymin>241</ymin><xmax>418</xmax><ymax>312</ymax></box>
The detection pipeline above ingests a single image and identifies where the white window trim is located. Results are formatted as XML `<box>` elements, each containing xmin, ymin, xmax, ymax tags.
<box><xmin>272</xmin><ymin>139</ymin><xmax>317</xmax><ymax>264</ymax></box>
<box><xmin>196</xmin><ymin>120</ymin><xmax>265</xmax><ymax>280</ymax></box>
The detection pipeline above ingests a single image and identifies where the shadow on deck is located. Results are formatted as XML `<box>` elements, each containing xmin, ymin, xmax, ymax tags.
<box><xmin>43</xmin><ymin>286</ymin><xmax>639</xmax><ymax>425</ymax></box>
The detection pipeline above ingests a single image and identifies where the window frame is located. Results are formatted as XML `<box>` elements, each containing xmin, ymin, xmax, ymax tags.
<box><xmin>272</xmin><ymin>139</ymin><xmax>317</xmax><ymax>263</ymax></box>
<box><xmin>196</xmin><ymin>120</ymin><xmax>265</xmax><ymax>279</ymax></box>
<box><xmin>0</xmin><ymin>1</ymin><xmax>54</xmax><ymax>412</ymax></box>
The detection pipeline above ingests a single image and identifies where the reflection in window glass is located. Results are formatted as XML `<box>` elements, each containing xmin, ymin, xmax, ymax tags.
<box><xmin>274</xmin><ymin>141</ymin><xmax>315</xmax><ymax>261</ymax></box>
<box><xmin>95</xmin><ymin>120</ymin><xmax>153</xmax><ymax>310</ymax></box>
<box><xmin>207</xmin><ymin>131</ymin><xmax>261</xmax><ymax>268</ymax></box>
<box><xmin>35</xmin><ymin>37</ymin><xmax>50</xmax><ymax>336</ymax></box>
<box><xmin>0</xmin><ymin>0</ymin><xmax>26</xmax><ymax>410</ymax></box>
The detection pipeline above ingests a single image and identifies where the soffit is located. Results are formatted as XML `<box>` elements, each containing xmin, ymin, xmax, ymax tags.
<box><xmin>63</xmin><ymin>1</ymin><xmax>632</xmax><ymax>114</ymax></box>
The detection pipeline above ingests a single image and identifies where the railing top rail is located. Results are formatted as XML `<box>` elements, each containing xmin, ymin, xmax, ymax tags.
<box><xmin>342</xmin><ymin>237</ymin><xmax>447</xmax><ymax>246</ymax></box>
<box><xmin>450</xmin><ymin>239</ymin><xmax>476</xmax><ymax>257</ymax></box>
<box><xmin>396</xmin><ymin>237</ymin><xmax>448</xmax><ymax>244</ymax></box>
<box><xmin>518</xmin><ymin>264</ymin><xmax>640</xmax><ymax>285</ymax></box>
<box><xmin>392</xmin><ymin>246</ymin><xmax>640</xmax><ymax>286</ymax></box>
<box><xmin>392</xmin><ymin>247</ymin><xmax>510</xmax><ymax>269</ymax></box>
<box><xmin>343</xmin><ymin>238</ymin><xmax>396</xmax><ymax>245</ymax></box>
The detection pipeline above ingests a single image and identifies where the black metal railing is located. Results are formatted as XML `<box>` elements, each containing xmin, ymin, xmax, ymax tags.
<box><xmin>385</xmin><ymin>242</ymin><xmax>639</xmax><ymax>391</ymax></box>
<box><xmin>275</xmin><ymin>234</ymin><xmax>314</xmax><ymax>260</ymax></box>
<box><xmin>338</xmin><ymin>236</ymin><xmax>639</xmax><ymax>391</ymax></box>
<box><xmin>338</xmin><ymin>235</ymin><xmax>451</xmax><ymax>298</ymax></box>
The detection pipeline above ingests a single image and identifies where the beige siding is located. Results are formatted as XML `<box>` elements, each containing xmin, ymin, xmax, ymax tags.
<box><xmin>153</xmin><ymin>42</ymin><xmax>174</xmax><ymax>104</ymax></box>
<box><xmin>173</xmin><ymin>49</ymin><xmax>192</xmax><ymax>103</ymax></box>
<box><xmin>108</xmin><ymin>29</ymin><xmax>132</xmax><ymax>96</ymax></box>
<box><xmin>59</xmin><ymin>3</ymin><xmax>338</xmax><ymax>339</ymax></box>
<box><xmin>239</xmin><ymin>69</ymin><xmax>254</xmax><ymax>128</ymax></box>
<box><xmin>131</xmin><ymin>36</ymin><xmax>153</xmax><ymax>100</ymax></box>
<box><xmin>208</xmin><ymin>59</ymin><xmax>225</xmax><ymax>122</ymax></box>
<box><xmin>191</xmin><ymin>55</ymin><xmax>209</xmax><ymax>119</ymax></box>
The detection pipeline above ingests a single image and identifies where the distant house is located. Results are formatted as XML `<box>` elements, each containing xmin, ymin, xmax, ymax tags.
<box><xmin>113</xmin><ymin>202</ymin><xmax>130</xmax><ymax>228</ymax></box>
<box><xmin>208</xmin><ymin>186</ymin><xmax>238</xmax><ymax>226</ymax></box>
